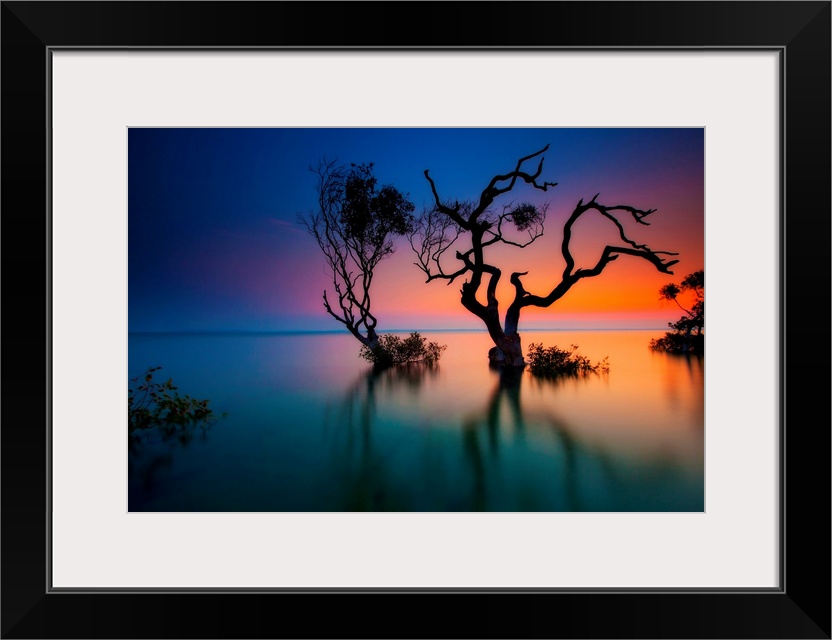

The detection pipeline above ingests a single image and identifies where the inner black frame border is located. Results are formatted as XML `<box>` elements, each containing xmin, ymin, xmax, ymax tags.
<box><xmin>2</xmin><ymin>2</ymin><xmax>829</xmax><ymax>638</ymax></box>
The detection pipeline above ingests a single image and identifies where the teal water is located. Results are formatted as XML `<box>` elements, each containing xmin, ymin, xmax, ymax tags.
<box><xmin>128</xmin><ymin>330</ymin><xmax>704</xmax><ymax>512</ymax></box>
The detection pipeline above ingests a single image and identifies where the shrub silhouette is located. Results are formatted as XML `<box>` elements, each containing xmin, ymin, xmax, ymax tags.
<box><xmin>128</xmin><ymin>367</ymin><xmax>214</xmax><ymax>435</ymax></box>
<box><xmin>526</xmin><ymin>343</ymin><xmax>609</xmax><ymax>378</ymax></box>
<box><xmin>359</xmin><ymin>332</ymin><xmax>446</xmax><ymax>368</ymax></box>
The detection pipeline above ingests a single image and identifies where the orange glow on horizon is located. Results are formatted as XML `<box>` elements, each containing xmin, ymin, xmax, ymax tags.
<box><xmin>369</xmin><ymin>240</ymin><xmax>702</xmax><ymax>329</ymax></box>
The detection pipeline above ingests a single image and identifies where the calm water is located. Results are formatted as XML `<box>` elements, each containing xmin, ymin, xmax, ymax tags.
<box><xmin>128</xmin><ymin>330</ymin><xmax>704</xmax><ymax>512</ymax></box>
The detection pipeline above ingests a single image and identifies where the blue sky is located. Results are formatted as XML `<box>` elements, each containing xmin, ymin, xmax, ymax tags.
<box><xmin>128</xmin><ymin>128</ymin><xmax>703</xmax><ymax>332</ymax></box>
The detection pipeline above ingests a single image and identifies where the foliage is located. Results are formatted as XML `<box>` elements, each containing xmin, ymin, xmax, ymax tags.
<box><xmin>359</xmin><ymin>332</ymin><xmax>447</xmax><ymax>368</ymax></box>
<box><xmin>650</xmin><ymin>269</ymin><xmax>704</xmax><ymax>354</ymax></box>
<box><xmin>506</xmin><ymin>202</ymin><xmax>545</xmax><ymax>232</ymax></box>
<box><xmin>128</xmin><ymin>367</ymin><xmax>214</xmax><ymax>435</ymax></box>
<box><xmin>340</xmin><ymin>163</ymin><xmax>416</xmax><ymax>249</ymax></box>
<box><xmin>649</xmin><ymin>332</ymin><xmax>704</xmax><ymax>354</ymax></box>
<box><xmin>526</xmin><ymin>343</ymin><xmax>610</xmax><ymax>378</ymax></box>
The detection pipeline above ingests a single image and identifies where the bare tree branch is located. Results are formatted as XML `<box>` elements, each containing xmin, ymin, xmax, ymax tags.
<box><xmin>423</xmin><ymin>170</ymin><xmax>469</xmax><ymax>229</ymax></box>
<box><xmin>475</xmin><ymin>145</ymin><xmax>558</xmax><ymax>217</ymax></box>
<box><xmin>560</xmin><ymin>195</ymin><xmax>678</xmax><ymax>280</ymax></box>
<box><xmin>410</xmin><ymin>145</ymin><xmax>679</xmax><ymax>368</ymax></box>
<box><xmin>407</xmin><ymin>204</ymin><xmax>470</xmax><ymax>283</ymax></box>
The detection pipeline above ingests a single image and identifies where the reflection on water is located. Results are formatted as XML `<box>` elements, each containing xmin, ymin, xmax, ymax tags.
<box><xmin>128</xmin><ymin>331</ymin><xmax>703</xmax><ymax>511</ymax></box>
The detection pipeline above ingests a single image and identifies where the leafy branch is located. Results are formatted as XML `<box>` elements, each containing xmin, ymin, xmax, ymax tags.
<box><xmin>128</xmin><ymin>367</ymin><xmax>214</xmax><ymax>435</ymax></box>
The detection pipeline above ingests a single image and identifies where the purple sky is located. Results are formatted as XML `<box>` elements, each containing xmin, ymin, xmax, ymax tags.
<box><xmin>128</xmin><ymin>128</ymin><xmax>703</xmax><ymax>332</ymax></box>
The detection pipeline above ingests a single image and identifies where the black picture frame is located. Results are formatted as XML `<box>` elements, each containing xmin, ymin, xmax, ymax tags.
<box><xmin>2</xmin><ymin>2</ymin><xmax>829</xmax><ymax>638</ymax></box>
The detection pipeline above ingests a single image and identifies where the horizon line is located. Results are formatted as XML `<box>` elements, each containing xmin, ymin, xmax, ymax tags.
<box><xmin>129</xmin><ymin>326</ymin><xmax>670</xmax><ymax>336</ymax></box>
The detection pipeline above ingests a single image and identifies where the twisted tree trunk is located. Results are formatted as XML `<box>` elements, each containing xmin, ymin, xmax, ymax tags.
<box><xmin>410</xmin><ymin>146</ymin><xmax>678</xmax><ymax>370</ymax></box>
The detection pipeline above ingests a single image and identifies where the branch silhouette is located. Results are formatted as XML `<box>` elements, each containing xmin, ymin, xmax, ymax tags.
<box><xmin>409</xmin><ymin>146</ymin><xmax>678</xmax><ymax>367</ymax></box>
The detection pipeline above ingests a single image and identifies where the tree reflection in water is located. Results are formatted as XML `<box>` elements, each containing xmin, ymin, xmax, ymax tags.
<box><xmin>325</xmin><ymin>363</ymin><xmax>630</xmax><ymax>512</ymax></box>
<box><xmin>460</xmin><ymin>366</ymin><xmax>621</xmax><ymax>512</ymax></box>
<box><xmin>325</xmin><ymin>364</ymin><xmax>439</xmax><ymax>511</ymax></box>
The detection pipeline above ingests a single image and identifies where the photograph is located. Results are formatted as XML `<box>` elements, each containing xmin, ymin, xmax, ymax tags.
<box><xmin>128</xmin><ymin>127</ymin><xmax>704</xmax><ymax>512</ymax></box>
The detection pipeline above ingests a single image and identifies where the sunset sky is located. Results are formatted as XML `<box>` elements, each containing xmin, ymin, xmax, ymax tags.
<box><xmin>128</xmin><ymin>128</ymin><xmax>703</xmax><ymax>332</ymax></box>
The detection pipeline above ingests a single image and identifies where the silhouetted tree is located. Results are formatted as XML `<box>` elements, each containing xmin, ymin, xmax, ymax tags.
<box><xmin>650</xmin><ymin>270</ymin><xmax>704</xmax><ymax>354</ymax></box>
<box><xmin>409</xmin><ymin>145</ymin><xmax>679</xmax><ymax>367</ymax></box>
<box><xmin>301</xmin><ymin>160</ymin><xmax>443</xmax><ymax>364</ymax></box>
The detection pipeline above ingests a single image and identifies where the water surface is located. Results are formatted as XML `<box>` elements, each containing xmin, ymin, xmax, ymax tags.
<box><xmin>128</xmin><ymin>330</ymin><xmax>703</xmax><ymax>512</ymax></box>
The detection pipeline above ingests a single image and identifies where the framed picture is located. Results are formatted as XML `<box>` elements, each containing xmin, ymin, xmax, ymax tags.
<box><xmin>3</xmin><ymin>2</ymin><xmax>829</xmax><ymax>638</ymax></box>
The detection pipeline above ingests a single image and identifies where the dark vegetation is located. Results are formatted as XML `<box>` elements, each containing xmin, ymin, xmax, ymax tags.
<box><xmin>408</xmin><ymin>145</ymin><xmax>678</xmax><ymax>368</ymax></box>
<box><xmin>650</xmin><ymin>270</ymin><xmax>704</xmax><ymax>354</ymax></box>
<box><xmin>128</xmin><ymin>366</ymin><xmax>215</xmax><ymax>444</ymax></box>
<box><xmin>128</xmin><ymin>367</ymin><xmax>224</xmax><ymax>501</ymax></box>
<box><xmin>359</xmin><ymin>332</ymin><xmax>446</xmax><ymax>368</ymax></box>
<box><xmin>300</xmin><ymin>160</ymin><xmax>445</xmax><ymax>367</ymax></box>
<box><xmin>526</xmin><ymin>343</ymin><xmax>610</xmax><ymax>378</ymax></box>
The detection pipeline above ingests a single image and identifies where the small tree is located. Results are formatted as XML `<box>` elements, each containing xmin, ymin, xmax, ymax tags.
<box><xmin>300</xmin><ymin>160</ymin><xmax>444</xmax><ymax>365</ymax></box>
<box><xmin>409</xmin><ymin>145</ymin><xmax>679</xmax><ymax>367</ymax></box>
<box><xmin>650</xmin><ymin>270</ymin><xmax>704</xmax><ymax>354</ymax></box>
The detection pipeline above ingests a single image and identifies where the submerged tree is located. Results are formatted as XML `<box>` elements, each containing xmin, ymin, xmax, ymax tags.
<box><xmin>300</xmin><ymin>160</ymin><xmax>444</xmax><ymax>365</ymax></box>
<box><xmin>650</xmin><ymin>270</ymin><xmax>704</xmax><ymax>354</ymax></box>
<box><xmin>409</xmin><ymin>145</ymin><xmax>679</xmax><ymax>367</ymax></box>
